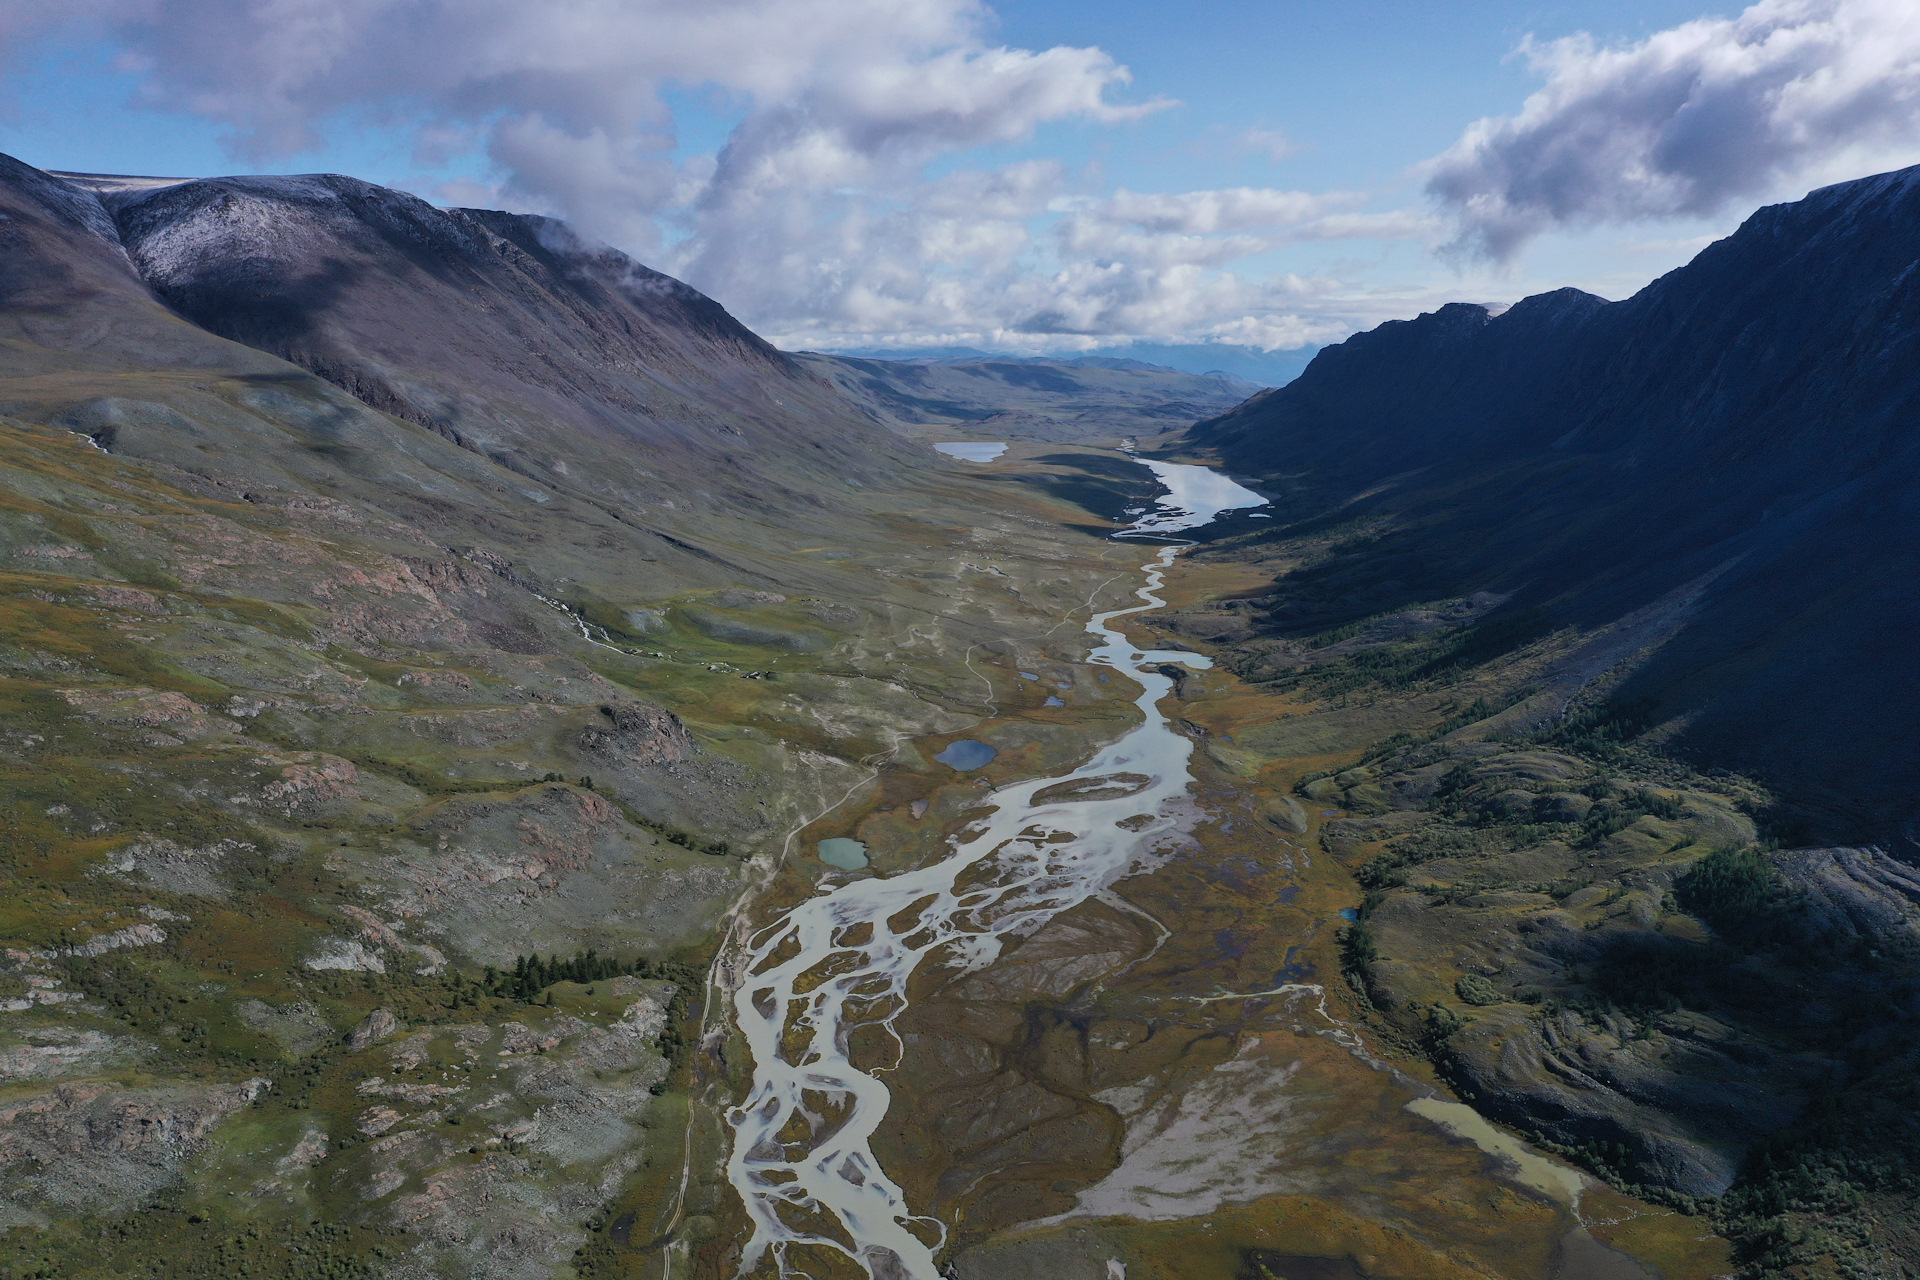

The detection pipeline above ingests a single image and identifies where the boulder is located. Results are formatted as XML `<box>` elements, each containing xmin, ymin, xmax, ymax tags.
<box><xmin>346</xmin><ymin>1008</ymin><xmax>399</xmax><ymax>1051</ymax></box>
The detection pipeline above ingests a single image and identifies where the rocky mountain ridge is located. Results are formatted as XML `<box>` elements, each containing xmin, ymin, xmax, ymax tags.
<box><xmin>47</xmin><ymin>166</ymin><xmax>914</xmax><ymax>518</ymax></box>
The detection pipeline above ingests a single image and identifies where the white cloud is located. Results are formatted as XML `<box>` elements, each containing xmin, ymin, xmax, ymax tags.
<box><xmin>17</xmin><ymin>0</ymin><xmax>1920</xmax><ymax>353</ymax></box>
<box><xmin>916</xmin><ymin>160</ymin><xmax>1063</xmax><ymax>219</ymax></box>
<box><xmin>1040</xmin><ymin>188</ymin><xmax>1434</xmax><ymax>278</ymax></box>
<box><xmin>1091</xmin><ymin>187</ymin><xmax>1353</xmax><ymax>234</ymax></box>
<box><xmin>488</xmin><ymin>115</ymin><xmax>679</xmax><ymax>252</ymax></box>
<box><xmin>1425</xmin><ymin>0</ymin><xmax>1920</xmax><ymax>259</ymax></box>
<box><xmin>1290</xmin><ymin>210</ymin><xmax>1444</xmax><ymax>242</ymax></box>
<box><xmin>14</xmin><ymin>1</ymin><xmax>1140</xmax><ymax>205</ymax></box>
<box><xmin>8</xmin><ymin>0</ymin><xmax>1437</xmax><ymax>352</ymax></box>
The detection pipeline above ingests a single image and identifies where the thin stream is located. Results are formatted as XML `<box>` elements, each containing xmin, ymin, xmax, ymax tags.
<box><xmin>722</xmin><ymin>461</ymin><xmax>1265</xmax><ymax>1279</ymax></box>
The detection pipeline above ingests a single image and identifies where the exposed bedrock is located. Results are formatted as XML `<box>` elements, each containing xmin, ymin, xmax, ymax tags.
<box><xmin>576</xmin><ymin>699</ymin><xmax>694</xmax><ymax>766</ymax></box>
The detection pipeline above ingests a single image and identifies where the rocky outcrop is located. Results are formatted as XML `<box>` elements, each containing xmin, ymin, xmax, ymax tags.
<box><xmin>0</xmin><ymin>1029</ymin><xmax>142</xmax><ymax>1083</ymax></box>
<box><xmin>98</xmin><ymin>837</ymin><xmax>240</xmax><ymax>898</ymax></box>
<box><xmin>576</xmin><ymin>700</ymin><xmax>693</xmax><ymax>766</ymax></box>
<box><xmin>1778</xmin><ymin>846</ymin><xmax>1920</xmax><ymax>942</ymax></box>
<box><xmin>337</xmin><ymin>1001</ymin><xmax>673</xmax><ymax>1278</ymax></box>
<box><xmin>235</xmin><ymin>999</ymin><xmax>334</xmax><ymax>1056</ymax></box>
<box><xmin>0</xmin><ymin>1078</ymin><xmax>267</xmax><ymax>1220</ymax></box>
<box><xmin>58</xmin><ymin>686</ymin><xmax>235</xmax><ymax>746</ymax></box>
<box><xmin>36</xmin><ymin>922</ymin><xmax>167</xmax><ymax>961</ymax></box>
<box><xmin>377</xmin><ymin>783</ymin><xmax>741</xmax><ymax>960</ymax></box>
<box><xmin>1315</xmin><ymin>733</ymin><xmax>1920</xmax><ymax>1207</ymax></box>
<box><xmin>346</xmin><ymin>1008</ymin><xmax>400</xmax><ymax>1051</ymax></box>
<box><xmin>1444</xmin><ymin>1009</ymin><xmax>1809</xmax><ymax>1197</ymax></box>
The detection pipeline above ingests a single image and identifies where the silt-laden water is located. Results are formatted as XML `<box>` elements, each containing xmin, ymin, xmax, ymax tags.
<box><xmin>722</xmin><ymin>462</ymin><xmax>1266</xmax><ymax>1278</ymax></box>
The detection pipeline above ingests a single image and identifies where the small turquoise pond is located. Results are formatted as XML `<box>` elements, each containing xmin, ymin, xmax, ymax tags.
<box><xmin>936</xmin><ymin>739</ymin><xmax>997</xmax><ymax>770</ymax></box>
<box><xmin>817</xmin><ymin>838</ymin><xmax>869</xmax><ymax>869</ymax></box>
<box><xmin>1339</xmin><ymin>908</ymin><xmax>1359</xmax><ymax>921</ymax></box>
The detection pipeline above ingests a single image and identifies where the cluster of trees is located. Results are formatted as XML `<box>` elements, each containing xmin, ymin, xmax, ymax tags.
<box><xmin>1355</xmin><ymin>825</ymin><xmax>1481</xmax><ymax>890</ymax></box>
<box><xmin>475</xmin><ymin>951</ymin><xmax>701</xmax><ymax>1094</ymax></box>
<box><xmin>484</xmin><ymin>950</ymin><xmax>649</xmax><ymax>1000</ymax></box>
<box><xmin>1547</xmin><ymin>696</ymin><xmax>1657</xmax><ymax>760</ymax></box>
<box><xmin>481</xmin><ymin>950</ymin><xmax>704</xmax><ymax>1004</ymax></box>
<box><xmin>1676</xmin><ymin>843</ymin><xmax>1795</xmax><ymax>937</ymax></box>
<box><xmin>1283</xmin><ymin>607</ymin><xmax>1549</xmax><ymax>698</ymax></box>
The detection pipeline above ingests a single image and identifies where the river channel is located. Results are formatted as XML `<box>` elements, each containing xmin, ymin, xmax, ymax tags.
<box><xmin>723</xmin><ymin>458</ymin><xmax>1268</xmax><ymax>1279</ymax></box>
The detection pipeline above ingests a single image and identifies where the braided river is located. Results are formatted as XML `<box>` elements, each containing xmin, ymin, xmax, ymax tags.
<box><xmin>723</xmin><ymin>458</ymin><xmax>1267</xmax><ymax>1279</ymax></box>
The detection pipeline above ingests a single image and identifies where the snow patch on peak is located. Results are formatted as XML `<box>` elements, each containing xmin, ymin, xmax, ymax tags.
<box><xmin>104</xmin><ymin>173</ymin><xmax>481</xmax><ymax>291</ymax></box>
<box><xmin>51</xmin><ymin>171</ymin><xmax>197</xmax><ymax>199</ymax></box>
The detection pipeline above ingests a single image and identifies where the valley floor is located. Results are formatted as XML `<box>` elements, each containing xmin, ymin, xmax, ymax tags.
<box><xmin>0</xmin><ymin>430</ymin><xmax>1743</xmax><ymax>1280</ymax></box>
<box><xmin>664</xmin><ymin>446</ymin><xmax>1732</xmax><ymax>1280</ymax></box>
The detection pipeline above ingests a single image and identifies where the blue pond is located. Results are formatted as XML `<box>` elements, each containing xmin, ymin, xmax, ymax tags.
<box><xmin>817</xmin><ymin>838</ymin><xmax>869</xmax><ymax>870</ymax></box>
<box><xmin>1339</xmin><ymin>907</ymin><xmax>1359</xmax><ymax>921</ymax></box>
<box><xmin>936</xmin><ymin>739</ymin><xmax>997</xmax><ymax>770</ymax></box>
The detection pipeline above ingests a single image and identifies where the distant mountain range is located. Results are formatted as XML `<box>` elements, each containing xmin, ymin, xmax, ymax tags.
<box><xmin>795</xmin><ymin>350</ymin><xmax>1258</xmax><ymax>442</ymax></box>
<box><xmin>827</xmin><ymin>342</ymin><xmax>1318</xmax><ymax>388</ymax></box>
<box><xmin>1183</xmin><ymin>164</ymin><xmax>1920</xmax><ymax>848</ymax></box>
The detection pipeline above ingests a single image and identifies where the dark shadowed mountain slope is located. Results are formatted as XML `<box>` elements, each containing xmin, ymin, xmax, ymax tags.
<box><xmin>793</xmin><ymin>350</ymin><xmax>1255</xmax><ymax>442</ymax></box>
<box><xmin>1182</xmin><ymin>166</ymin><xmax>1920</xmax><ymax>845</ymax></box>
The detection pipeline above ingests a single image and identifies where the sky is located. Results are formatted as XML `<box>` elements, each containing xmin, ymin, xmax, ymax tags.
<box><xmin>5</xmin><ymin>0</ymin><xmax>1920</xmax><ymax>363</ymax></box>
